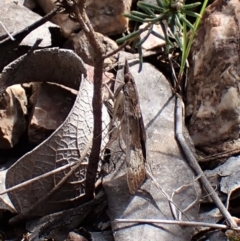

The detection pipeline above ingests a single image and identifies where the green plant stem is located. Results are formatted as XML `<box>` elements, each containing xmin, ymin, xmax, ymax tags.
<box><xmin>179</xmin><ymin>14</ymin><xmax>187</xmax><ymax>83</ymax></box>
<box><xmin>178</xmin><ymin>0</ymin><xmax>209</xmax><ymax>81</ymax></box>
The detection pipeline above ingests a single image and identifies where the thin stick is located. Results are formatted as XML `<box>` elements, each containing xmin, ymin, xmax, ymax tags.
<box><xmin>72</xmin><ymin>0</ymin><xmax>105</xmax><ymax>200</ymax></box>
<box><xmin>0</xmin><ymin>20</ymin><xmax>15</xmax><ymax>40</ymax></box>
<box><xmin>175</xmin><ymin>96</ymin><xmax>238</xmax><ymax>229</ymax></box>
<box><xmin>198</xmin><ymin>149</ymin><xmax>240</xmax><ymax>162</ymax></box>
<box><xmin>114</xmin><ymin>218</ymin><xmax>237</xmax><ymax>230</ymax></box>
<box><xmin>146</xmin><ymin>168</ymin><xmax>191</xmax><ymax>221</ymax></box>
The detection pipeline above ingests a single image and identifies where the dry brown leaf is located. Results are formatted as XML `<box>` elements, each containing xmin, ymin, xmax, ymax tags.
<box><xmin>0</xmin><ymin>48</ymin><xmax>110</xmax><ymax>217</ymax></box>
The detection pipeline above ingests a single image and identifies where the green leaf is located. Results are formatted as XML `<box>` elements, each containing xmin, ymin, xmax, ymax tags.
<box><xmin>123</xmin><ymin>13</ymin><xmax>146</xmax><ymax>23</ymax></box>
<box><xmin>137</xmin><ymin>3</ymin><xmax>156</xmax><ymax>17</ymax></box>
<box><xmin>131</xmin><ymin>11</ymin><xmax>151</xmax><ymax>19</ymax></box>
<box><xmin>159</xmin><ymin>21</ymin><xmax>173</xmax><ymax>53</ymax></box>
<box><xmin>163</xmin><ymin>0</ymin><xmax>171</xmax><ymax>7</ymax></box>
<box><xmin>137</xmin><ymin>1</ymin><xmax>165</xmax><ymax>12</ymax></box>
<box><xmin>182</xmin><ymin>2</ymin><xmax>202</xmax><ymax>9</ymax></box>
<box><xmin>156</xmin><ymin>0</ymin><xmax>166</xmax><ymax>8</ymax></box>
<box><xmin>135</xmin><ymin>25</ymin><xmax>153</xmax><ymax>48</ymax></box>
<box><xmin>170</xmin><ymin>19</ymin><xmax>182</xmax><ymax>49</ymax></box>
<box><xmin>183</xmin><ymin>9</ymin><xmax>202</xmax><ymax>18</ymax></box>
<box><xmin>116</xmin><ymin>30</ymin><xmax>141</xmax><ymax>44</ymax></box>
<box><xmin>174</xmin><ymin>14</ymin><xmax>183</xmax><ymax>30</ymax></box>
<box><xmin>174</xmin><ymin>32</ymin><xmax>183</xmax><ymax>49</ymax></box>
<box><xmin>149</xmin><ymin>11</ymin><xmax>168</xmax><ymax>23</ymax></box>
<box><xmin>167</xmin><ymin>14</ymin><xmax>173</xmax><ymax>26</ymax></box>
<box><xmin>178</xmin><ymin>12</ymin><xmax>194</xmax><ymax>29</ymax></box>
<box><xmin>151</xmin><ymin>30</ymin><xmax>166</xmax><ymax>41</ymax></box>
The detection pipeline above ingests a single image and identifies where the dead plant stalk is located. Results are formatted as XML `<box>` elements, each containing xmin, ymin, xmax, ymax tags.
<box><xmin>175</xmin><ymin>97</ymin><xmax>238</xmax><ymax>229</ymax></box>
<box><xmin>72</xmin><ymin>0</ymin><xmax>105</xmax><ymax>199</ymax></box>
<box><xmin>114</xmin><ymin>218</ymin><xmax>240</xmax><ymax>230</ymax></box>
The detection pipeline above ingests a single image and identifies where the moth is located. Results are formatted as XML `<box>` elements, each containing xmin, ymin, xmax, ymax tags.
<box><xmin>114</xmin><ymin>60</ymin><xmax>146</xmax><ymax>194</ymax></box>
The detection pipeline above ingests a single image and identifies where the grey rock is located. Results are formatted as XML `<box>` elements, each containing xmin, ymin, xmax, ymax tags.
<box><xmin>186</xmin><ymin>0</ymin><xmax>240</xmax><ymax>153</ymax></box>
<box><xmin>0</xmin><ymin>1</ymin><xmax>60</xmax><ymax>47</ymax></box>
<box><xmin>103</xmin><ymin>53</ymin><xmax>201</xmax><ymax>241</ymax></box>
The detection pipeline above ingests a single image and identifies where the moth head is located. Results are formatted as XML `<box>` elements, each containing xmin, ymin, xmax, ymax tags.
<box><xmin>124</xmin><ymin>59</ymin><xmax>133</xmax><ymax>84</ymax></box>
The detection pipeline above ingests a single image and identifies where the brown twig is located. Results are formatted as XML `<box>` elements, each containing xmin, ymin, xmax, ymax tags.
<box><xmin>198</xmin><ymin>149</ymin><xmax>240</xmax><ymax>162</ymax></box>
<box><xmin>114</xmin><ymin>218</ymin><xmax>239</xmax><ymax>230</ymax></box>
<box><xmin>175</xmin><ymin>96</ymin><xmax>238</xmax><ymax>229</ymax></box>
<box><xmin>71</xmin><ymin>0</ymin><xmax>105</xmax><ymax>199</ymax></box>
